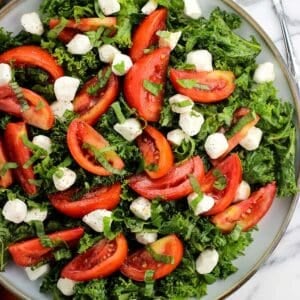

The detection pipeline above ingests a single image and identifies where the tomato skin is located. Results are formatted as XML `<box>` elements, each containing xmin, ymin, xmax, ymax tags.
<box><xmin>0</xmin><ymin>46</ymin><xmax>64</xmax><ymax>80</ymax></box>
<box><xmin>129</xmin><ymin>156</ymin><xmax>205</xmax><ymax>201</ymax></box>
<box><xmin>0</xmin><ymin>85</ymin><xmax>22</xmax><ymax>117</ymax></box>
<box><xmin>73</xmin><ymin>70</ymin><xmax>119</xmax><ymax>125</ymax></box>
<box><xmin>67</xmin><ymin>119</ymin><xmax>124</xmax><ymax>176</ymax></box>
<box><xmin>49</xmin><ymin>183</ymin><xmax>121</xmax><ymax>218</ymax></box>
<box><xmin>130</xmin><ymin>8</ymin><xmax>168</xmax><ymax>62</ymax></box>
<box><xmin>62</xmin><ymin>234</ymin><xmax>128</xmax><ymax>281</ymax></box>
<box><xmin>202</xmin><ymin>154</ymin><xmax>242</xmax><ymax>216</ymax></box>
<box><xmin>121</xmin><ymin>234</ymin><xmax>184</xmax><ymax>281</ymax></box>
<box><xmin>0</xmin><ymin>138</ymin><xmax>13</xmax><ymax>188</ymax></box>
<box><xmin>137</xmin><ymin>126</ymin><xmax>174</xmax><ymax>179</ymax></box>
<box><xmin>124</xmin><ymin>47</ymin><xmax>170</xmax><ymax>122</ymax></box>
<box><xmin>169</xmin><ymin>69</ymin><xmax>235</xmax><ymax>103</ymax></box>
<box><xmin>211</xmin><ymin>182</ymin><xmax>277</xmax><ymax>232</ymax></box>
<box><xmin>4</xmin><ymin>122</ymin><xmax>37</xmax><ymax>195</ymax></box>
<box><xmin>8</xmin><ymin>227</ymin><xmax>84</xmax><ymax>267</ymax></box>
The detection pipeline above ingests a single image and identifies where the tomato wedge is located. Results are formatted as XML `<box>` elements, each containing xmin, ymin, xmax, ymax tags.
<box><xmin>0</xmin><ymin>46</ymin><xmax>64</xmax><ymax>80</ymax></box>
<box><xmin>4</xmin><ymin>122</ymin><xmax>37</xmax><ymax>195</ymax></box>
<box><xmin>201</xmin><ymin>154</ymin><xmax>242</xmax><ymax>216</ymax></box>
<box><xmin>0</xmin><ymin>85</ymin><xmax>22</xmax><ymax>117</ymax></box>
<box><xmin>8</xmin><ymin>227</ymin><xmax>84</xmax><ymax>267</ymax></box>
<box><xmin>169</xmin><ymin>69</ymin><xmax>235</xmax><ymax>103</ymax></box>
<box><xmin>130</xmin><ymin>8</ymin><xmax>168</xmax><ymax>62</ymax></box>
<box><xmin>67</xmin><ymin>119</ymin><xmax>124</xmax><ymax>176</ymax></box>
<box><xmin>137</xmin><ymin>126</ymin><xmax>174</xmax><ymax>179</ymax></box>
<box><xmin>211</xmin><ymin>182</ymin><xmax>277</xmax><ymax>232</ymax></box>
<box><xmin>129</xmin><ymin>156</ymin><xmax>204</xmax><ymax>201</ymax></box>
<box><xmin>121</xmin><ymin>235</ymin><xmax>183</xmax><ymax>281</ymax></box>
<box><xmin>124</xmin><ymin>47</ymin><xmax>170</xmax><ymax>122</ymax></box>
<box><xmin>0</xmin><ymin>138</ymin><xmax>13</xmax><ymax>188</ymax></box>
<box><xmin>73</xmin><ymin>69</ymin><xmax>119</xmax><ymax>125</ymax></box>
<box><xmin>49</xmin><ymin>183</ymin><xmax>121</xmax><ymax>218</ymax></box>
<box><xmin>61</xmin><ymin>234</ymin><xmax>128</xmax><ymax>281</ymax></box>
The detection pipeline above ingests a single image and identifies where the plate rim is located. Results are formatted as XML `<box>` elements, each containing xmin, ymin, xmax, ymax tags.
<box><xmin>0</xmin><ymin>0</ymin><xmax>299</xmax><ymax>299</ymax></box>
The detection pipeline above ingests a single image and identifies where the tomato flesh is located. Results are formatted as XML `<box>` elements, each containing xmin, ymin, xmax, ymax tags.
<box><xmin>121</xmin><ymin>234</ymin><xmax>183</xmax><ymax>281</ymax></box>
<box><xmin>62</xmin><ymin>234</ymin><xmax>128</xmax><ymax>281</ymax></box>
<box><xmin>211</xmin><ymin>182</ymin><xmax>277</xmax><ymax>232</ymax></box>
<box><xmin>0</xmin><ymin>138</ymin><xmax>13</xmax><ymax>188</ymax></box>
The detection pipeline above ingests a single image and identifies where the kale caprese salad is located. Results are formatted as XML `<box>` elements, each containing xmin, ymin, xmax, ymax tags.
<box><xmin>0</xmin><ymin>0</ymin><xmax>297</xmax><ymax>298</ymax></box>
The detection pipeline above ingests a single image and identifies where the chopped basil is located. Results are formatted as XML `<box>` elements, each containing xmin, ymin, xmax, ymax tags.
<box><xmin>188</xmin><ymin>175</ymin><xmax>204</xmax><ymax>210</ymax></box>
<box><xmin>145</xmin><ymin>163</ymin><xmax>159</xmax><ymax>172</ymax></box>
<box><xmin>35</xmin><ymin>100</ymin><xmax>45</xmax><ymax>111</ymax></box>
<box><xmin>146</xmin><ymin>245</ymin><xmax>174</xmax><ymax>264</ymax></box>
<box><xmin>113</xmin><ymin>61</ymin><xmax>126</xmax><ymax>74</ymax></box>
<box><xmin>144</xmin><ymin>269</ymin><xmax>155</xmax><ymax>282</ymax></box>
<box><xmin>212</xmin><ymin>169</ymin><xmax>227</xmax><ymax>190</ymax></box>
<box><xmin>143</xmin><ymin>80</ymin><xmax>163</xmax><ymax>96</ymax></box>
<box><xmin>0</xmin><ymin>162</ymin><xmax>18</xmax><ymax>176</ymax></box>
<box><xmin>28</xmin><ymin>179</ymin><xmax>43</xmax><ymax>187</ymax></box>
<box><xmin>111</xmin><ymin>102</ymin><xmax>126</xmax><ymax>124</ymax></box>
<box><xmin>87</xmin><ymin>68</ymin><xmax>112</xmax><ymax>95</ymax></box>
<box><xmin>172</xmin><ymin>100</ymin><xmax>193</xmax><ymax>108</ymax></box>
<box><xmin>156</xmin><ymin>30</ymin><xmax>171</xmax><ymax>39</ymax></box>
<box><xmin>144</xmin><ymin>270</ymin><xmax>155</xmax><ymax>297</ymax></box>
<box><xmin>177</xmin><ymin>79</ymin><xmax>210</xmax><ymax>91</ymax></box>
<box><xmin>10</xmin><ymin>82</ymin><xmax>29</xmax><ymax>112</ymax></box>
<box><xmin>47</xmin><ymin>17</ymin><xmax>68</xmax><ymax>40</ymax></box>
<box><xmin>103</xmin><ymin>216</ymin><xmax>117</xmax><ymax>240</ymax></box>
<box><xmin>86</xmin><ymin>27</ymin><xmax>105</xmax><ymax>47</ymax></box>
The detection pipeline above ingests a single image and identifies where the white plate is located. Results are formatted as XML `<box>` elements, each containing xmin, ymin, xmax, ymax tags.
<box><xmin>0</xmin><ymin>0</ymin><xmax>299</xmax><ymax>299</ymax></box>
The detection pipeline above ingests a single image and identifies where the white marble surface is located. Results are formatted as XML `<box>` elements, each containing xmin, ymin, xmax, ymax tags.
<box><xmin>229</xmin><ymin>1</ymin><xmax>300</xmax><ymax>299</ymax></box>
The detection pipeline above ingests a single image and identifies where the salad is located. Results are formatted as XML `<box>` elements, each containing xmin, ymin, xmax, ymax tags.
<box><xmin>0</xmin><ymin>0</ymin><xmax>297</xmax><ymax>299</ymax></box>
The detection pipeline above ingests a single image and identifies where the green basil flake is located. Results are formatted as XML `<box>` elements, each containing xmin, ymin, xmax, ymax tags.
<box><xmin>111</xmin><ymin>102</ymin><xmax>126</xmax><ymax>124</ymax></box>
<box><xmin>86</xmin><ymin>27</ymin><xmax>105</xmax><ymax>47</ymax></box>
<box><xmin>103</xmin><ymin>216</ymin><xmax>117</xmax><ymax>240</ymax></box>
<box><xmin>35</xmin><ymin>100</ymin><xmax>45</xmax><ymax>111</ymax></box>
<box><xmin>10</xmin><ymin>82</ymin><xmax>29</xmax><ymax>112</ymax></box>
<box><xmin>188</xmin><ymin>174</ymin><xmax>202</xmax><ymax>195</ymax></box>
<box><xmin>212</xmin><ymin>168</ymin><xmax>227</xmax><ymax>190</ymax></box>
<box><xmin>173</xmin><ymin>99</ymin><xmax>193</xmax><ymax>108</ymax></box>
<box><xmin>143</xmin><ymin>80</ymin><xmax>163</xmax><ymax>96</ymax></box>
<box><xmin>0</xmin><ymin>162</ymin><xmax>18</xmax><ymax>176</ymax></box>
<box><xmin>113</xmin><ymin>61</ymin><xmax>125</xmax><ymax>75</ymax></box>
<box><xmin>47</xmin><ymin>17</ymin><xmax>69</xmax><ymax>40</ymax></box>
<box><xmin>156</xmin><ymin>30</ymin><xmax>171</xmax><ymax>39</ymax></box>
<box><xmin>177</xmin><ymin>79</ymin><xmax>210</xmax><ymax>91</ymax></box>
<box><xmin>145</xmin><ymin>163</ymin><xmax>159</xmax><ymax>172</ymax></box>
<box><xmin>32</xmin><ymin>221</ymin><xmax>54</xmax><ymax>248</ymax></box>
<box><xmin>144</xmin><ymin>269</ymin><xmax>155</xmax><ymax>283</ymax></box>
<box><xmin>28</xmin><ymin>179</ymin><xmax>43</xmax><ymax>187</ymax></box>
<box><xmin>146</xmin><ymin>245</ymin><xmax>174</xmax><ymax>264</ymax></box>
<box><xmin>23</xmin><ymin>149</ymin><xmax>46</xmax><ymax>169</ymax></box>
<box><xmin>87</xmin><ymin>68</ymin><xmax>112</xmax><ymax>95</ymax></box>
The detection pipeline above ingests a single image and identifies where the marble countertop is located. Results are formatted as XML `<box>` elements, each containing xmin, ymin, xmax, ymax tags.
<box><xmin>229</xmin><ymin>1</ymin><xmax>300</xmax><ymax>299</ymax></box>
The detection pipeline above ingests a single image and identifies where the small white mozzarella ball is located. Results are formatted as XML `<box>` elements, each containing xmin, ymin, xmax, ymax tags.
<box><xmin>2</xmin><ymin>199</ymin><xmax>27</xmax><ymax>224</ymax></box>
<box><xmin>158</xmin><ymin>31</ymin><xmax>182</xmax><ymax>51</ymax></box>
<box><xmin>25</xmin><ymin>208</ymin><xmax>48</xmax><ymax>223</ymax></box>
<box><xmin>51</xmin><ymin>101</ymin><xmax>74</xmax><ymax>119</ymax></box>
<box><xmin>20</xmin><ymin>12</ymin><xmax>44</xmax><ymax>36</ymax></box>
<box><xmin>136</xmin><ymin>232</ymin><xmax>158</xmax><ymax>245</ymax></box>
<box><xmin>98</xmin><ymin>44</ymin><xmax>121</xmax><ymax>63</ymax></box>
<box><xmin>113</xmin><ymin>118</ymin><xmax>143</xmax><ymax>142</ymax></box>
<box><xmin>239</xmin><ymin>127</ymin><xmax>263</xmax><ymax>151</ymax></box>
<box><xmin>32</xmin><ymin>135</ymin><xmax>52</xmax><ymax>154</ymax></box>
<box><xmin>179</xmin><ymin>110</ymin><xmax>204</xmax><ymax>137</ymax></box>
<box><xmin>253</xmin><ymin>62</ymin><xmax>275</xmax><ymax>83</ymax></box>
<box><xmin>196</xmin><ymin>249</ymin><xmax>219</xmax><ymax>274</ymax></box>
<box><xmin>234</xmin><ymin>180</ymin><xmax>251</xmax><ymax>203</ymax></box>
<box><xmin>167</xmin><ymin>129</ymin><xmax>188</xmax><ymax>146</ymax></box>
<box><xmin>0</xmin><ymin>63</ymin><xmax>12</xmax><ymax>86</ymax></box>
<box><xmin>183</xmin><ymin>0</ymin><xmax>202</xmax><ymax>19</ymax></box>
<box><xmin>67</xmin><ymin>34</ymin><xmax>93</xmax><ymax>55</ymax></box>
<box><xmin>187</xmin><ymin>192</ymin><xmax>215</xmax><ymax>215</ymax></box>
<box><xmin>141</xmin><ymin>0</ymin><xmax>158</xmax><ymax>15</ymax></box>
<box><xmin>57</xmin><ymin>278</ymin><xmax>77</xmax><ymax>296</ymax></box>
<box><xmin>24</xmin><ymin>264</ymin><xmax>50</xmax><ymax>281</ymax></box>
<box><xmin>204</xmin><ymin>133</ymin><xmax>229</xmax><ymax>159</ymax></box>
<box><xmin>186</xmin><ymin>50</ymin><xmax>213</xmax><ymax>72</ymax></box>
<box><xmin>82</xmin><ymin>209</ymin><xmax>112</xmax><ymax>232</ymax></box>
<box><xmin>54</xmin><ymin>76</ymin><xmax>80</xmax><ymax>102</ymax></box>
<box><xmin>52</xmin><ymin>167</ymin><xmax>76</xmax><ymax>191</ymax></box>
<box><xmin>112</xmin><ymin>53</ymin><xmax>133</xmax><ymax>76</ymax></box>
<box><xmin>98</xmin><ymin>0</ymin><xmax>120</xmax><ymax>16</ymax></box>
<box><xmin>130</xmin><ymin>197</ymin><xmax>152</xmax><ymax>221</ymax></box>
<box><xmin>169</xmin><ymin>94</ymin><xmax>194</xmax><ymax>114</ymax></box>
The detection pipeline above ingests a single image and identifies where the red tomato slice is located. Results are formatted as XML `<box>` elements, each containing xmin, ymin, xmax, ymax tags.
<box><xmin>169</xmin><ymin>69</ymin><xmax>235</xmax><ymax>103</ymax></box>
<box><xmin>129</xmin><ymin>156</ymin><xmax>205</xmax><ymax>201</ymax></box>
<box><xmin>67</xmin><ymin>119</ymin><xmax>124</xmax><ymax>176</ymax></box>
<box><xmin>0</xmin><ymin>46</ymin><xmax>64</xmax><ymax>80</ymax></box>
<box><xmin>130</xmin><ymin>8</ymin><xmax>168</xmax><ymax>62</ymax></box>
<box><xmin>202</xmin><ymin>154</ymin><xmax>242</xmax><ymax>216</ymax></box>
<box><xmin>121</xmin><ymin>234</ymin><xmax>183</xmax><ymax>281</ymax></box>
<box><xmin>4</xmin><ymin>122</ymin><xmax>37</xmax><ymax>195</ymax></box>
<box><xmin>0</xmin><ymin>85</ymin><xmax>22</xmax><ymax>117</ymax></box>
<box><xmin>0</xmin><ymin>138</ymin><xmax>13</xmax><ymax>188</ymax></box>
<box><xmin>137</xmin><ymin>126</ymin><xmax>174</xmax><ymax>179</ymax></box>
<box><xmin>73</xmin><ymin>69</ymin><xmax>119</xmax><ymax>125</ymax></box>
<box><xmin>124</xmin><ymin>47</ymin><xmax>170</xmax><ymax>122</ymax></box>
<box><xmin>48</xmin><ymin>183</ymin><xmax>121</xmax><ymax>218</ymax></box>
<box><xmin>211</xmin><ymin>182</ymin><xmax>277</xmax><ymax>232</ymax></box>
<box><xmin>61</xmin><ymin>234</ymin><xmax>128</xmax><ymax>281</ymax></box>
<box><xmin>8</xmin><ymin>227</ymin><xmax>84</xmax><ymax>267</ymax></box>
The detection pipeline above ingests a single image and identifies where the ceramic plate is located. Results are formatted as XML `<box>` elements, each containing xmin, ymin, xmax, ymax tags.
<box><xmin>0</xmin><ymin>0</ymin><xmax>299</xmax><ymax>299</ymax></box>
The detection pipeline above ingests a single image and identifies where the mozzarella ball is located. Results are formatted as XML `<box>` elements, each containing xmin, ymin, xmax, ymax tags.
<box><xmin>234</xmin><ymin>180</ymin><xmax>251</xmax><ymax>203</ymax></box>
<box><xmin>52</xmin><ymin>167</ymin><xmax>76</xmax><ymax>191</ymax></box>
<box><xmin>179</xmin><ymin>110</ymin><xmax>204</xmax><ymax>137</ymax></box>
<box><xmin>130</xmin><ymin>197</ymin><xmax>152</xmax><ymax>221</ymax></box>
<box><xmin>0</xmin><ymin>63</ymin><xmax>12</xmax><ymax>86</ymax></box>
<box><xmin>25</xmin><ymin>264</ymin><xmax>50</xmax><ymax>281</ymax></box>
<box><xmin>183</xmin><ymin>0</ymin><xmax>202</xmax><ymax>19</ymax></box>
<box><xmin>196</xmin><ymin>249</ymin><xmax>219</xmax><ymax>274</ymax></box>
<box><xmin>141</xmin><ymin>0</ymin><xmax>158</xmax><ymax>15</ymax></box>
<box><xmin>57</xmin><ymin>278</ymin><xmax>77</xmax><ymax>296</ymax></box>
<box><xmin>253</xmin><ymin>62</ymin><xmax>275</xmax><ymax>83</ymax></box>
<box><xmin>98</xmin><ymin>44</ymin><xmax>121</xmax><ymax>63</ymax></box>
<box><xmin>82</xmin><ymin>209</ymin><xmax>112</xmax><ymax>232</ymax></box>
<box><xmin>112</xmin><ymin>53</ymin><xmax>133</xmax><ymax>76</ymax></box>
<box><xmin>239</xmin><ymin>127</ymin><xmax>263</xmax><ymax>151</ymax></box>
<box><xmin>187</xmin><ymin>193</ymin><xmax>215</xmax><ymax>215</ymax></box>
<box><xmin>98</xmin><ymin>0</ymin><xmax>120</xmax><ymax>16</ymax></box>
<box><xmin>54</xmin><ymin>76</ymin><xmax>80</xmax><ymax>102</ymax></box>
<box><xmin>158</xmin><ymin>31</ymin><xmax>182</xmax><ymax>50</ymax></box>
<box><xmin>21</xmin><ymin>12</ymin><xmax>44</xmax><ymax>36</ymax></box>
<box><xmin>169</xmin><ymin>94</ymin><xmax>194</xmax><ymax>114</ymax></box>
<box><xmin>2</xmin><ymin>199</ymin><xmax>27</xmax><ymax>224</ymax></box>
<box><xmin>32</xmin><ymin>135</ymin><xmax>52</xmax><ymax>154</ymax></box>
<box><xmin>25</xmin><ymin>208</ymin><xmax>48</xmax><ymax>223</ymax></box>
<box><xmin>167</xmin><ymin>129</ymin><xmax>188</xmax><ymax>146</ymax></box>
<box><xmin>136</xmin><ymin>232</ymin><xmax>158</xmax><ymax>245</ymax></box>
<box><xmin>113</xmin><ymin>118</ymin><xmax>143</xmax><ymax>141</ymax></box>
<box><xmin>67</xmin><ymin>34</ymin><xmax>93</xmax><ymax>55</ymax></box>
<box><xmin>186</xmin><ymin>50</ymin><xmax>213</xmax><ymax>72</ymax></box>
<box><xmin>204</xmin><ymin>133</ymin><xmax>229</xmax><ymax>159</ymax></box>
<box><xmin>51</xmin><ymin>101</ymin><xmax>74</xmax><ymax>119</ymax></box>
